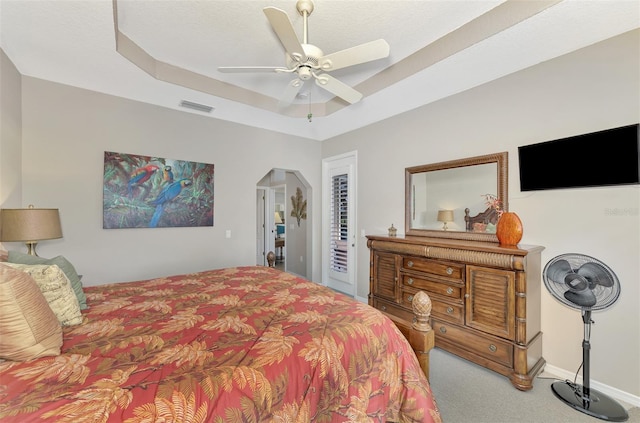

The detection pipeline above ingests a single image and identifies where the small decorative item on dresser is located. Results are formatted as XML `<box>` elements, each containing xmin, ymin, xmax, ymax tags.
<box><xmin>496</xmin><ymin>211</ymin><xmax>523</xmax><ymax>246</ymax></box>
<box><xmin>388</xmin><ymin>224</ymin><xmax>397</xmax><ymax>237</ymax></box>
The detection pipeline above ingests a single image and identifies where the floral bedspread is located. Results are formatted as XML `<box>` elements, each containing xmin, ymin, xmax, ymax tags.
<box><xmin>0</xmin><ymin>266</ymin><xmax>440</xmax><ymax>422</ymax></box>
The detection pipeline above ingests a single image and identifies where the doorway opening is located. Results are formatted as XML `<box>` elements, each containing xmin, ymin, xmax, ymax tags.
<box><xmin>256</xmin><ymin>169</ymin><xmax>311</xmax><ymax>279</ymax></box>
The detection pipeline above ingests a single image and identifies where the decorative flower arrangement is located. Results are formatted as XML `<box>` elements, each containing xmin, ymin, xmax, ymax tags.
<box><xmin>483</xmin><ymin>194</ymin><xmax>504</xmax><ymax>217</ymax></box>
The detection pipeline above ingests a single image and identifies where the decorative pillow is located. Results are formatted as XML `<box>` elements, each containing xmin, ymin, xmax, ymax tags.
<box><xmin>0</xmin><ymin>264</ymin><xmax>63</xmax><ymax>361</ymax></box>
<box><xmin>8</xmin><ymin>251</ymin><xmax>87</xmax><ymax>310</ymax></box>
<box><xmin>4</xmin><ymin>263</ymin><xmax>83</xmax><ymax>326</ymax></box>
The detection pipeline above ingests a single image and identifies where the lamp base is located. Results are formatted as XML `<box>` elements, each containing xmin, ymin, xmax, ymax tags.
<box><xmin>25</xmin><ymin>242</ymin><xmax>39</xmax><ymax>256</ymax></box>
<box><xmin>551</xmin><ymin>381</ymin><xmax>629</xmax><ymax>422</ymax></box>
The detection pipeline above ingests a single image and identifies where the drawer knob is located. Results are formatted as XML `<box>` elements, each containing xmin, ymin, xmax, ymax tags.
<box><xmin>446</xmin><ymin>307</ymin><xmax>454</xmax><ymax>314</ymax></box>
<box><xmin>488</xmin><ymin>344</ymin><xmax>497</xmax><ymax>353</ymax></box>
<box><xmin>407</xmin><ymin>295</ymin><xmax>414</xmax><ymax>302</ymax></box>
<box><xmin>381</xmin><ymin>306</ymin><xmax>386</xmax><ymax>311</ymax></box>
<box><xmin>407</xmin><ymin>261</ymin><xmax>414</xmax><ymax>268</ymax></box>
<box><xmin>407</xmin><ymin>278</ymin><xmax>414</xmax><ymax>285</ymax></box>
<box><xmin>439</xmin><ymin>326</ymin><xmax>447</xmax><ymax>334</ymax></box>
<box><xmin>446</xmin><ymin>287</ymin><xmax>454</xmax><ymax>295</ymax></box>
<box><xmin>446</xmin><ymin>267</ymin><xmax>453</xmax><ymax>275</ymax></box>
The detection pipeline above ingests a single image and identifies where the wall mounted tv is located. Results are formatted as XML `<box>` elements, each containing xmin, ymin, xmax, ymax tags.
<box><xmin>518</xmin><ymin>124</ymin><xmax>639</xmax><ymax>192</ymax></box>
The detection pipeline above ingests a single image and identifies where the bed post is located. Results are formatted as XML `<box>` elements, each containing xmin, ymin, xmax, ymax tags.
<box><xmin>409</xmin><ymin>290</ymin><xmax>434</xmax><ymax>380</ymax></box>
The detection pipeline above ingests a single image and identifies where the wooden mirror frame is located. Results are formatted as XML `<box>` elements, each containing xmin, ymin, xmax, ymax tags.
<box><xmin>405</xmin><ymin>152</ymin><xmax>508</xmax><ymax>242</ymax></box>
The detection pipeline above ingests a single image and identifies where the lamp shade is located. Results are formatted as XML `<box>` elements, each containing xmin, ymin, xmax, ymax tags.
<box><xmin>0</xmin><ymin>207</ymin><xmax>62</xmax><ymax>242</ymax></box>
<box><xmin>274</xmin><ymin>212</ymin><xmax>283</xmax><ymax>224</ymax></box>
<box><xmin>437</xmin><ymin>210</ymin><xmax>454</xmax><ymax>223</ymax></box>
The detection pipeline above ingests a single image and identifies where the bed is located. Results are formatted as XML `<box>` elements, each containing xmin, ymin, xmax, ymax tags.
<box><xmin>0</xmin><ymin>263</ymin><xmax>441</xmax><ymax>422</ymax></box>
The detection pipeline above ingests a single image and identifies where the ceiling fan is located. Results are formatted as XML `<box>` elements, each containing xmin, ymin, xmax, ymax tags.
<box><xmin>218</xmin><ymin>0</ymin><xmax>390</xmax><ymax>105</ymax></box>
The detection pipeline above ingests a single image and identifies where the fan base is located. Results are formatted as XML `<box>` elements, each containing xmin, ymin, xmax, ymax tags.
<box><xmin>551</xmin><ymin>381</ymin><xmax>629</xmax><ymax>422</ymax></box>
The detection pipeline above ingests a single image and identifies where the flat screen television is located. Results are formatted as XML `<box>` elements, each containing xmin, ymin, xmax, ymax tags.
<box><xmin>518</xmin><ymin>124</ymin><xmax>639</xmax><ymax>191</ymax></box>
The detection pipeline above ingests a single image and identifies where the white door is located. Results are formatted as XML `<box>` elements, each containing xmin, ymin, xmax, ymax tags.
<box><xmin>322</xmin><ymin>152</ymin><xmax>357</xmax><ymax>296</ymax></box>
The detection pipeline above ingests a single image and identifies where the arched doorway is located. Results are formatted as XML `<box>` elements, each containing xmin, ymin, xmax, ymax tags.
<box><xmin>256</xmin><ymin>169</ymin><xmax>311</xmax><ymax>278</ymax></box>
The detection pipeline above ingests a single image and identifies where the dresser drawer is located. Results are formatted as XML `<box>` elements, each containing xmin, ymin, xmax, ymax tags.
<box><xmin>400</xmin><ymin>290</ymin><xmax>463</xmax><ymax>325</ymax></box>
<box><xmin>403</xmin><ymin>257</ymin><xmax>464</xmax><ymax>281</ymax></box>
<box><xmin>402</xmin><ymin>274</ymin><xmax>464</xmax><ymax>300</ymax></box>
<box><xmin>433</xmin><ymin>319</ymin><xmax>513</xmax><ymax>368</ymax></box>
<box><xmin>431</xmin><ymin>300</ymin><xmax>464</xmax><ymax>325</ymax></box>
<box><xmin>371</xmin><ymin>298</ymin><xmax>414</xmax><ymax>323</ymax></box>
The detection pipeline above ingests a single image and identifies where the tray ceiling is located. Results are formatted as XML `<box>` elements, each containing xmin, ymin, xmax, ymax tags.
<box><xmin>1</xmin><ymin>0</ymin><xmax>638</xmax><ymax>140</ymax></box>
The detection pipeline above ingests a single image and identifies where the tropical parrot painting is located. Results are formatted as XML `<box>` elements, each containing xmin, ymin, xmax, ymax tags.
<box><xmin>162</xmin><ymin>165</ymin><xmax>174</xmax><ymax>184</ymax></box>
<box><xmin>103</xmin><ymin>151</ymin><xmax>214</xmax><ymax>229</ymax></box>
<box><xmin>128</xmin><ymin>164</ymin><xmax>160</xmax><ymax>197</ymax></box>
<box><xmin>149</xmin><ymin>179</ymin><xmax>192</xmax><ymax>227</ymax></box>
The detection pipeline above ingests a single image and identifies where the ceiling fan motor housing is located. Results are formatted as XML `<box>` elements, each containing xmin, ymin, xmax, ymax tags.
<box><xmin>287</xmin><ymin>44</ymin><xmax>323</xmax><ymax>80</ymax></box>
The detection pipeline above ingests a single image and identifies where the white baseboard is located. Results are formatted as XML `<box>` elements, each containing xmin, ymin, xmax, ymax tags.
<box><xmin>542</xmin><ymin>363</ymin><xmax>640</xmax><ymax>408</ymax></box>
<box><xmin>355</xmin><ymin>294</ymin><xmax>368</xmax><ymax>303</ymax></box>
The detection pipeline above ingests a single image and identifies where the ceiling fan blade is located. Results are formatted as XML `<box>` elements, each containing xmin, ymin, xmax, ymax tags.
<box><xmin>314</xmin><ymin>74</ymin><xmax>363</xmax><ymax>104</ymax></box>
<box><xmin>318</xmin><ymin>39</ymin><xmax>390</xmax><ymax>72</ymax></box>
<box><xmin>218</xmin><ymin>66</ymin><xmax>288</xmax><ymax>73</ymax></box>
<box><xmin>263</xmin><ymin>6</ymin><xmax>306</xmax><ymax>63</ymax></box>
<box><xmin>279</xmin><ymin>78</ymin><xmax>305</xmax><ymax>106</ymax></box>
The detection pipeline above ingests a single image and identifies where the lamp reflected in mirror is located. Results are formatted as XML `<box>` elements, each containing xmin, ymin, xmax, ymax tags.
<box><xmin>437</xmin><ymin>210</ymin><xmax>454</xmax><ymax>231</ymax></box>
<box><xmin>0</xmin><ymin>205</ymin><xmax>62</xmax><ymax>256</ymax></box>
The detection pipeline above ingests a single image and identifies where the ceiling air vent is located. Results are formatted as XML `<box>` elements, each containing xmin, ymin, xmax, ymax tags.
<box><xmin>179</xmin><ymin>100</ymin><xmax>214</xmax><ymax>113</ymax></box>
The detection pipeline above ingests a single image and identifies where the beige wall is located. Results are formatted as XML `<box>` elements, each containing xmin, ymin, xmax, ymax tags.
<box><xmin>323</xmin><ymin>30</ymin><xmax>639</xmax><ymax>399</ymax></box>
<box><xmin>0</xmin><ymin>49</ymin><xmax>22</xmax><ymax>208</ymax></box>
<box><xmin>13</xmin><ymin>77</ymin><xmax>322</xmax><ymax>284</ymax></box>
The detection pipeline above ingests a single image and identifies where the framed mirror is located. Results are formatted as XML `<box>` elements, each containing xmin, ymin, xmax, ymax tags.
<box><xmin>405</xmin><ymin>152</ymin><xmax>508</xmax><ymax>242</ymax></box>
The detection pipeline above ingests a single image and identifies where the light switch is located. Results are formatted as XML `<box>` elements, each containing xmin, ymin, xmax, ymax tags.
<box><xmin>225</xmin><ymin>230</ymin><xmax>231</xmax><ymax>238</ymax></box>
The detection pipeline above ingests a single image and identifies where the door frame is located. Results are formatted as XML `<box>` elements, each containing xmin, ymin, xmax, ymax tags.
<box><xmin>322</xmin><ymin>151</ymin><xmax>357</xmax><ymax>296</ymax></box>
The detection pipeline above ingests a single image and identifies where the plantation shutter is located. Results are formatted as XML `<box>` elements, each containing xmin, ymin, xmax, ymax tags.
<box><xmin>330</xmin><ymin>173</ymin><xmax>349</xmax><ymax>273</ymax></box>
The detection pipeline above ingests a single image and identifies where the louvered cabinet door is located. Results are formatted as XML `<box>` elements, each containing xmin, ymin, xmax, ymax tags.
<box><xmin>371</xmin><ymin>251</ymin><xmax>398</xmax><ymax>302</ymax></box>
<box><xmin>465</xmin><ymin>265</ymin><xmax>516</xmax><ymax>341</ymax></box>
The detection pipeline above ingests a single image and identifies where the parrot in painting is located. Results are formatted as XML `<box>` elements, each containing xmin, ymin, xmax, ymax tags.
<box><xmin>128</xmin><ymin>164</ymin><xmax>159</xmax><ymax>196</ymax></box>
<box><xmin>149</xmin><ymin>179</ymin><xmax>192</xmax><ymax>228</ymax></box>
<box><xmin>162</xmin><ymin>165</ymin><xmax>174</xmax><ymax>184</ymax></box>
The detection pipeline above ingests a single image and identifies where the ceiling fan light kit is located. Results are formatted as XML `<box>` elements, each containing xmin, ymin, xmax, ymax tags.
<box><xmin>218</xmin><ymin>0</ymin><xmax>390</xmax><ymax>106</ymax></box>
<box><xmin>543</xmin><ymin>254</ymin><xmax>628</xmax><ymax>422</ymax></box>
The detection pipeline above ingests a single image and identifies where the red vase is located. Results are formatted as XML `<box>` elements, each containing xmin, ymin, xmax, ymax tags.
<box><xmin>496</xmin><ymin>212</ymin><xmax>523</xmax><ymax>246</ymax></box>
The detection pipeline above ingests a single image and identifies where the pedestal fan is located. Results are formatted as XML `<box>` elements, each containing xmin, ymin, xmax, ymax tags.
<box><xmin>543</xmin><ymin>254</ymin><xmax>628</xmax><ymax>422</ymax></box>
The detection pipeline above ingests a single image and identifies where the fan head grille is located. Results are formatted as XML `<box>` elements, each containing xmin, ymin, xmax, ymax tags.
<box><xmin>543</xmin><ymin>254</ymin><xmax>621</xmax><ymax>311</ymax></box>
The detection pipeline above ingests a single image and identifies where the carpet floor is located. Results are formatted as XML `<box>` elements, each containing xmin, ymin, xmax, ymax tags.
<box><xmin>428</xmin><ymin>348</ymin><xmax>639</xmax><ymax>423</ymax></box>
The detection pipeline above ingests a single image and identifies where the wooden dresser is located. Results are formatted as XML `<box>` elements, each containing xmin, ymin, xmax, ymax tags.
<box><xmin>367</xmin><ymin>235</ymin><xmax>545</xmax><ymax>391</ymax></box>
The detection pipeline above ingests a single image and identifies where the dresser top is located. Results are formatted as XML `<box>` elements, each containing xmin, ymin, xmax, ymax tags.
<box><xmin>366</xmin><ymin>235</ymin><xmax>544</xmax><ymax>257</ymax></box>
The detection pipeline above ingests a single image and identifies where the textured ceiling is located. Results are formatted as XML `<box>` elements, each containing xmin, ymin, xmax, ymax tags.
<box><xmin>1</xmin><ymin>0</ymin><xmax>638</xmax><ymax>141</ymax></box>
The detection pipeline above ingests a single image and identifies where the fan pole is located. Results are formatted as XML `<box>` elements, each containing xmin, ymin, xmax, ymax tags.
<box><xmin>550</xmin><ymin>309</ymin><xmax>628</xmax><ymax>421</ymax></box>
<box><xmin>582</xmin><ymin>309</ymin><xmax>592</xmax><ymax>401</ymax></box>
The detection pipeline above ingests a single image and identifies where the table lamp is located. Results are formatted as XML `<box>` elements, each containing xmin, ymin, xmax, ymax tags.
<box><xmin>437</xmin><ymin>210</ymin><xmax>454</xmax><ymax>231</ymax></box>
<box><xmin>0</xmin><ymin>205</ymin><xmax>62</xmax><ymax>256</ymax></box>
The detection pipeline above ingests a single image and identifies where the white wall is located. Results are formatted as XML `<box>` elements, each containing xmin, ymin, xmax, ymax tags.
<box><xmin>14</xmin><ymin>77</ymin><xmax>322</xmax><ymax>285</ymax></box>
<box><xmin>322</xmin><ymin>30</ymin><xmax>640</xmax><ymax>399</ymax></box>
